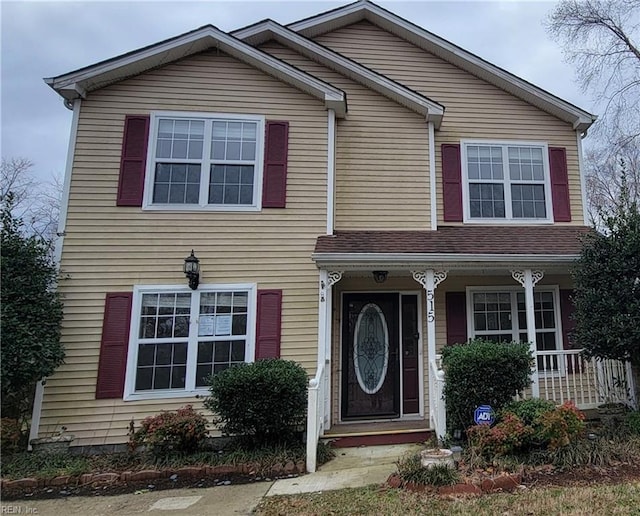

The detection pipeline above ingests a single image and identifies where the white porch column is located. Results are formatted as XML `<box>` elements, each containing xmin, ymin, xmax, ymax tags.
<box><xmin>318</xmin><ymin>270</ymin><xmax>342</xmax><ymax>429</ymax></box>
<box><xmin>412</xmin><ymin>270</ymin><xmax>447</xmax><ymax>429</ymax></box>
<box><xmin>511</xmin><ymin>269</ymin><xmax>544</xmax><ymax>398</ymax></box>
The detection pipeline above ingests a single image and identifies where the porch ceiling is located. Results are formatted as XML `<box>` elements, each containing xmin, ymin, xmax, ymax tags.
<box><xmin>312</xmin><ymin>227</ymin><xmax>592</xmax><ymax>272</ymax></box>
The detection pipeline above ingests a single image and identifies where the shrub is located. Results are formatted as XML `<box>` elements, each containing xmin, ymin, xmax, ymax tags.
<box><xmin>625</xmin><ymin>410</ymin><xmax>640</xmax><ymax>435</ymax></box>
<box><xmin>132</xmin><ymin>405</ymin><xmax>208</xmax><ymax>454</ymax></box>
<box><xmin>466</xmin><ymin>414</ymin><xmax>532</xmax><ymax>459</ymax></box>
<box><xmin>501</xmin><ymin>398</ymin><xmax>557</xmax><ymax>426</ymax></box>
<box><xmin>396</xmin><ymin>452</ymin><xmax>459</xmax><ymax>486</ymax></box>
<box><xmin>205</xmin><ymin>359</ymin><xmax>308</xmax><ymax>446</ymax></box>
<box><xmin>535</xmin><ymin>401</ymin><xmax>585</xmax><ymax>450</ymax></box>
<box><xmin>442</xmin><ymin>339</ymin><xmax>532</xmax><ymax>433</ymax></box>
<box><xmin>1</xmin><ymin>418</ymin><xmax>23</xmax><ymax>455</ymax></box>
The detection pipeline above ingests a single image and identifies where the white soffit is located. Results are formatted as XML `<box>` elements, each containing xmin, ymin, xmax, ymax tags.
<box><xmin>44</xmin><ymin>25</ymin><xmax>347</xmax><ymax>117</ymax></box>
<box><xmin>286</xmin><ymin>0</ymin><xmax>596</xmax><ymax>132</ymax></box>
<box><xmin>234</xmin><ymin>20</ymin><xmax>444</xmax><ymax>126</ymax></box>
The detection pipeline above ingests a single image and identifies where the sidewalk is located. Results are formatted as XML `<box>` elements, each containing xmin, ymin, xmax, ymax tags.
<box><xmin>2</xmin><ymin>444</ymin><xmax>417</xmax><ymax>515</ymax></box>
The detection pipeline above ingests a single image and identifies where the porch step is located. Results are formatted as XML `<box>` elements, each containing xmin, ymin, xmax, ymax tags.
<box><xmin>323</xmin><ymin>422</ymin><xmax>433</xmax><ymax>448</ymax></box>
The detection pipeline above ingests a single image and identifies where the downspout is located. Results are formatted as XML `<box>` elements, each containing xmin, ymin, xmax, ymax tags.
<box><xmin>326</xmin><ymin>109</ymin><xmax>336</xmax><ymax>235</ymax></box>
<box><xmin>428</xmin><ymin>121</ymin><xmax>437</xmax><ymax>230</ymax></box>
<box><xmin>29</xmin><ymin>98</ymin><xmax>81</xmax><ymax>449</ymax></box>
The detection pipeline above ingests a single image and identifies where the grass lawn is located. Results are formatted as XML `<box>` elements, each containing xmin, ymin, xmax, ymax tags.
<box><xmin>256</xmin><ymin>482</ymin><xmax>640</xmax><ymax>516</ymax></box>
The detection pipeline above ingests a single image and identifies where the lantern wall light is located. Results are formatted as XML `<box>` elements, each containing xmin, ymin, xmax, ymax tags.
<box><xmin>183</xmin><ymin>250</ymin><xmax>200</xmax><ymax>290</ymax></box>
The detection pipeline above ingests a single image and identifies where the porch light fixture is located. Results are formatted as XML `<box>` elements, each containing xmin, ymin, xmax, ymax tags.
<box><xmin>183</xmin><ymin>250</ymin><xmax>200</xmax><ymax>290</ymax></box>
<box><xmin>372</xmin><ymin>270</ymin><xmax>388</xmax><ymax>283</ymax></box>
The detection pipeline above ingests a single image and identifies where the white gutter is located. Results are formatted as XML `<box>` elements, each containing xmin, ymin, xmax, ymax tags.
<box><xmin>327</xmin><ymin>109</ymin><xmax>336</xmax><ymax>235</ymax></box>
<box><xmin>428</xmin><ymin>121</ymin><xmax>437</xmax><ymax>230</ymax></box>
<box><xmin>576</xmin><ymin>130</ymin><xmax>589</xmax><ymax>225</ymax></box>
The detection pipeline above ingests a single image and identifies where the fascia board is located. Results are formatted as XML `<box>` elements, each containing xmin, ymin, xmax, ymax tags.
<box><xmin>288</xmin><ymin>1</ymin><xmax>596</xmax><ymax>130</ymax></box>
<box><xmin>235</xmin><ymin>20</ymin><xmax>444</xmax><ymax>125</ymax></box>
<box><xmin>311</xmin><ymin>252</ymin><xmax>579</xmax><ymax>264</ymax></box>
<box><xmin>44</xmin><ymin>26</ymin><xmax>347</xmax><ymax>116</ymax></box>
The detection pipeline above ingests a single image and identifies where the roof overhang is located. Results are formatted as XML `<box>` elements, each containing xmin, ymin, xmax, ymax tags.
<box><xmin>233</xmin><ymin>19</ymin><xmax>444</xmax><ymax>127</ymax></box>
<box><xmin>286</xmin><ymin>0</ymin><xmax>596</xmax><ymax>132</ymax></box>
<box><xmin>312</xmin><ymin>252</ymin><xmax>579</xmax><ymax>272</ymax></box>
<box><xmin>45</xmin><ymin>25</ymin><xmax>347</xmax><ymax>117</ymax></box>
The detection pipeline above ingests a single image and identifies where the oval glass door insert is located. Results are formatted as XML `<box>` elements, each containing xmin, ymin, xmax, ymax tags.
<box><xmin>353</xmin><ymin>303</ymin><xmax>389</xmax><ymax>394</ymax></box>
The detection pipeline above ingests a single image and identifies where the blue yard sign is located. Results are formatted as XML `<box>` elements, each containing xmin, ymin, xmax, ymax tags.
<box><xmin>474</xmin><ymin>405</ymin><xmax>494</xmax><ymax>425</ymax></box>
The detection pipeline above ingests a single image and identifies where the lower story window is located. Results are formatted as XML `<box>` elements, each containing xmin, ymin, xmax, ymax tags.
<box><xmin>469</xmin><ymin>289</ymin><xmax>560</xmax><ymax>370</ymax></box>
<box><xmin>126</xmin><ymin>285</ymin><xmax>255</xmax><ymax>398</ymax></box>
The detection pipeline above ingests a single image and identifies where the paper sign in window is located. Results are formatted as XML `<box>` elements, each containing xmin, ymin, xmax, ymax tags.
<box><xmin>198</xmin><ymin>316</ymin><xmax>215</xmax><ymax>336</ymax></box>
<box><xmin>215</xmin><ymin>315</ymin><xmax>232</xmax><ymax>336</ymax></box>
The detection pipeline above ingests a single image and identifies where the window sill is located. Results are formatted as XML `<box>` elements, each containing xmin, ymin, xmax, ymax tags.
<box><xmin>462</xmin><ymin>218</ymin><xmax>554</xmax><ymax>225</ymax></box>
<box><xmin>123</xmin><ymin>389</ymin><xmax>210</xmax><ymax>402</ymax></box>
<box><xmin>142</xmin><ymin>204</ymin><xmax>261</xmax><ymax>212</ymax></box>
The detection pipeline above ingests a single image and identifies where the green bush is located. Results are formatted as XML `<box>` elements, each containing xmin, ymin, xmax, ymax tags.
<box><xmin>442</xmin><ymin>339</ymin><xmax>532</xmax><ymax>433</ymax></box>
<box><xmin>396</xmin><ymin>452</ymin><xmax>459</xmax><ymax>486</ymax></box>
<box><xmin>132</xmin><ymin>405</ymin><xmax>208</xmax><ymax>454</ymax></box>
<box><xmin>501</xmin><ymin>398</ymin><xmax>556</xmax><ymax>427</ymax></box>
<box><xmin>205</xmin><ymin>359</ymin><xmax>308</xmax><ymax>446</ymax></box>
<box><xmin>625</xmin><ymin>410</ymin><xmax>640</xmax><ymax>435</ymax></box>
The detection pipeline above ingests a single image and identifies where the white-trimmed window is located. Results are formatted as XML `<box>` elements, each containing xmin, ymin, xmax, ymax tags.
<box><xmin>144</xmin><ymin>112</ymin><xmax>265</xmax><ymax>210</ymax></box>
<box><xmin>467</xmin><ymin>287</ymin><xmax>561</xmax><ymax>370</ymax></box>
<box><xmin>124</xmin><ymin>284</ymin><xmax>256</xmax><ymax>400</ymax></box>
<box><xmin>461</xmin><ymin>141</ymin><xmax>552</xmax><ymax>223</ymax></box>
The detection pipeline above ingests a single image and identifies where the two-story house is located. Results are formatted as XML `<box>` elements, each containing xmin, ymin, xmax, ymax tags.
<box><xmin>35</xmin><ymin>0</ymin><xmax>634</xmax><ymax>472</ymax></box>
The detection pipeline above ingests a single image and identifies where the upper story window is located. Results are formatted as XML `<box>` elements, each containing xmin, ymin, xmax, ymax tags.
<box><xmin>144</xmin><ymin>112</ymin><xmax>265</xmax><ymax>211</ymax></box>
<box><xmin>461</xmin><ymin>141</ymin><xmax>553</xmax><ymax>223</ymax></box>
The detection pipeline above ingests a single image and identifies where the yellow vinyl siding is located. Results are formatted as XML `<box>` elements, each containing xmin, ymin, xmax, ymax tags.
<box><xmin>260</xmin><ymin>41</ymin><xmax>431</xmax><ymax>230</ymax></box>
<box><xmin>40</xmin><ymin>50</ymin><xmax>328</xmax><ymax>446</ymax></box>
<box><xmin>315</xmin><ymin>21</ymin><xmax>584</xmax><ymax>225</ymax></box>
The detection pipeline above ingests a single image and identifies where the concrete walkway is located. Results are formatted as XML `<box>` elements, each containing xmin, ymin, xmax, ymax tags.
<box><xmin>266</xmin><ymin>443</ymin><xmax>420</xmax><ymax>496</ymax></box>
<box><xmin>5</xmin><ymin>444</ymin><xmax>418</xmax><ymax>515</ymax></box>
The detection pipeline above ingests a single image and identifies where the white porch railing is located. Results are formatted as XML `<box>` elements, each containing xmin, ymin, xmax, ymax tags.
<box><xmin>527</xmin><ymin>350</ymin><xmax>637</xmax><ymax>410</ymax></box>
<box><xmin>430</xmin><ymin>356</ymin><xmax>446</xmax><ymax>440</ymax></box>
<box><xmin>306</xmin><ymin>362</ymin><xmax>327</xmax><ymax>473</ymax></box>
<box><xmin>433</xmin><ymin>349</ymin><xmax>636</xmax><ymax>438</ymax></box>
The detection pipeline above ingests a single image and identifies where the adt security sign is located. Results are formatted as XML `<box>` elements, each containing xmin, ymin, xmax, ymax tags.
<box><xmin>474</xmin><ymin>405</ymin><xmax>494</xmax><ymax>425</ymax></box>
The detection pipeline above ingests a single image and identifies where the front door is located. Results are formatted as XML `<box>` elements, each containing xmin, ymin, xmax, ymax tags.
<box><xmin>342</xmin><ymin>293</ymin><xmax>400</xmax><ymax>420</ymax></box>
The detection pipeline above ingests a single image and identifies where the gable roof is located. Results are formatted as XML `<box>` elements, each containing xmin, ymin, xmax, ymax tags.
<box><xmin>280</xmin><ymin>0</ymin><xmax>595</xmax><ymax>132</ymax></box>
<box><xmin>232</xmin><ymin>19</ymin><xmax>444</xmax><ymax>127</ymax></box>
<box><xmin>45</xmin><ymin>25</ymin><xmax>347</xmax><ymax>117</ymax></box>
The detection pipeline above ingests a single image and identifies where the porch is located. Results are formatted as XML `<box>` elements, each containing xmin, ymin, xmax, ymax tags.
<box><xmin>304</xmin><ymin>228</ymin><xmax>636</xmax><ymax>472</ymax></box>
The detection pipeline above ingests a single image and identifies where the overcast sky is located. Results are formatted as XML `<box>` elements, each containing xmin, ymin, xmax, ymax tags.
<box><xmin>1</xmin><ymin>0</ymin><xmax>596</xmax><ymax>184</ymax></box>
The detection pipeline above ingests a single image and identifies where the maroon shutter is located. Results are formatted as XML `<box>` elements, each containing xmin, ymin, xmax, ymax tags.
<box><xmin>262</xmin><ymin>121</ymin><xmax>289</xmax><ymax>208</ymax></box>
<box><xmin>96</xmin><ymin>292</ymin><xmax>133</xmax><ymax>399</ymax></box>
<box><xmin>446</xmin><ymin>292</ymin><xmax>467</xmax><ymax>345</ymax></box>
<box><xmin>549</xmin><ymin>147</ymin><xmax>571</xmax><ymax>222</ymax></box>
<box><xmin>255</xmin><ymin>289</ymin><xmax>282</xmax><ymax>359</ymax></box>
<box><xmin>559</xmin><ymin>289</ymin><xmax>576</xmax><ymax>350</ymax></box>
<box><xmin>442</xmin><ymin>144</ymin><xmax>463</xmax><ymax>222</ymax></box>
<box><xmin>117</xmin><ymin>115</ymin><xmax>150</xmax><ymax>207</ymax></box>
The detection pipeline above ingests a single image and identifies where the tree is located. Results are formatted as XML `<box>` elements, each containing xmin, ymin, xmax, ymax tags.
<box><xmin>572</xmin><ymin>172</ymin><xmax>640</xmax><ymax>366</ymax></box>
<box><xmin>0</xmin><ymin>157</ymin><xmax>61</xmax><ymax>246</ymax></box>
<box><xmin>547</xmin><ymin>0</ymin><xmax>640</xmax><ymax>214</ymax></box>
<box><xmin>1</xmin><ymin>193</ymin><xmax>65</xmax><ymax>422</ymax></box>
